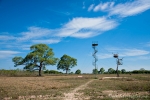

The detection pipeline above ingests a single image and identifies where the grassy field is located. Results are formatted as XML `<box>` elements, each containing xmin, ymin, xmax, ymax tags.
<box><xmin>0</xmin><ymin>74</ymin><xmax>150</xmax><ymax>100</ymax></box>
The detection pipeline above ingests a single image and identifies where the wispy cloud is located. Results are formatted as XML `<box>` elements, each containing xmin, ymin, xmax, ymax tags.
<box><xmin>93</xmin><ymin>2</ymin><xmax>114</xmax><ymax>12</ymax></box>
<box><xmin>48</xmin><ymin>9</ymin><xmax>71</xmax><ymax>16</ymax></box>
<box><xmin>88</xmin><ymin>4</ymin><xmax>95</xmax><ymax>11</ymax></box>
<box><xmin>109</xmin><ymin>0</ymin><xmax>150</xmax><ymax>17</ymax></box>
<box><xmin>0</xmin><ymin>50</ymin><xmax>21</xmax><ymax>59</ymax></box>
<box><xmin>17</xmin><ymin>26</ymin><xmax>52</xmax><ymax>41</ymax></box>
<box><xmin>90</xmin><ymin>0</ymin><xmax>150</xmax><ymax>17</ymax></box>
<box><xmin>98</xmin><ymin>48</ymin><xmax>149</xmax><ymax>59</ymax></box>
<box><xmin>32</xmin><ymin>39</ymin><xmax>61</xmax><ymax>44</ymax></box>
<box><xmin>0</xmin><ymin>35</ymin><xmax>16</xmax><ymax>41</ymax></box>
<box><xmin>121</xmin><ymin>49</ymin><xmax>149</xmax><ymax>57</ymax></box>
<box><xmin>97</xmin><ymin>53</ymin><xmax>112</xmax><ymax>59</ymax></box>
<box><xmin>56</xmin><ymin>17</ymin><xmax>118</xmax><ymax>38</ymax></box>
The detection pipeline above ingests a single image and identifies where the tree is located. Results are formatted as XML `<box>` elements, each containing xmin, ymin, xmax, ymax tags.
<box><xmin>140</xmin><ymin>68</ymin><xmax>145</xmax><ymax>71</ymax></box>
<box><xmin>99</xmin><ymin>67</ymin><xmax>105</xmax><ymax>74</ymax></box>
<box><xmin>57</xmin><ymin>54</ymin><xmax>77</xmax><ymax>74</ymax></box>
<box><xmin>108</xmin><ymin>68</ymin><xmax>115</xmax><ymax>74</ymax></box>
<box><xmin>92</xmin><ymin>69</ymin><xmax>98</xmax><ymax>74</ymax></box>
<box><xmin>121</xmin><ymin>69</ymin><xmax>126</xmax><ymax>74</ymax></box>
<box><xmin>12</xmin><ymin>44</ymin><xmax>58</xmax><ymax>76</ymax></box>
<box><xmin>75</xmin><ymin>69</ymin><xmax>81</xmax><ymax>74</ymax></box>
<box><xmin>140</xmin><ymin>68</ymin><xmax>145</xmax><ymax>74</ymax></box>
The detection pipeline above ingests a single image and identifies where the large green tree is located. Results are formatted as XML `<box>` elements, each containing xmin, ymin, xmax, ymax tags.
<box><xmin>57</xmin><ymin>54</ymin><xmax>77</xmax><ymax>74</ymax></box>
<box><xmin>12</xmin><ymin>44</ymin><xmax>58</xmax><ymax>76</ymax></box>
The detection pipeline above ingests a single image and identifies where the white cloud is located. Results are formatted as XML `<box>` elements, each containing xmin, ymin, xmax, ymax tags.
<box><xmin>94</xmin><ymin>2</ymin><xmax>114</xmax><ymax>12</ymax></box>
<box><xmin>98</xmin><ymin>48</ymin><xmax>149</xmax><ymax>59</ymax></box>
<box><xmin>92</xmin><ymin>0</ymin><xmax>150</xmax><ymax>17</ymax></box>
<box><xmin>0</xmin><ymin>35</ymin><xmax>16</xmax><ymax>40</ymax></box>
<box><xmin>32</xmin><ymin>39</ymin><xmax>61</xmax><ymax>44</ymax></box>
<box><xmin>71</xmin><ymin>31</ymin><xmax>97</xmax><ymax>38</ymax></box>
<box><xmin>98</xmin><ymin>54</ymin><xmax>112</xmax><ymax>59</ymax></box>
<box><xmin>88</xmin><ymin>4</ymin><xmax>95</xmax><ymax>11</ymax></box>
<box><xmin>56</xmin><ymin>17</ymin><xmax>118</xmax><ymax>38</ymax></box>
<box><xmin>121</xmin><ymin>49</ymin><xmax>149</xmax><ymax>57</ymax></box>
<box><xmin>0</xmin><ymin>50</ymin><xmax>21</xmax><ymax>59</ymax></box>
<box><xmin>109</xmin><ymin>0</ymin><xmax>150</xmax><ymax>17</ymax></box>
<box><xmin>17</xmin><ymin>26</ymin><xmax>52</xmax><ymax>41</ymax></box>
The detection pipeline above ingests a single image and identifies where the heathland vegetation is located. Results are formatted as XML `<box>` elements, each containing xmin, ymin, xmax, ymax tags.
<box><xmin>0</xmin><ymin>73</ymin><xmax>149</xmax><ymax>100</ymax></box>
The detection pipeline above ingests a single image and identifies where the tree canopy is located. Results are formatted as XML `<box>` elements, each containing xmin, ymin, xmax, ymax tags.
<box><xmin>99</xmin><ymin>67</ymin><xmax>105</xmax><ymax>74</ymax></box>
<box><xmin>75</xmin><ymin>69</ymin><xmax>81</xmax><ymax>74</ymax></box>
<box><xmin>57</xmin><ymin>54</ymin><xmax>77</xmax><ymax>74</ymax></box>
<box><xmin>92</xmin><ymin>69</ymin><xmax>98</xmax><ymax>74</ymax></box>
<box><xmin>108</xmin><ymin>68</ymin><xmax>115</xmax><ymax>74</ymax></box>
<box><xmin>121</xmin><ymin>69</ymin><xmax>126</xmax><ymax>74</ymax></box>
<box><xmin>12</xmin><ymin>44</ymin><xmax>58</xmax><ymax>76</ymax></box>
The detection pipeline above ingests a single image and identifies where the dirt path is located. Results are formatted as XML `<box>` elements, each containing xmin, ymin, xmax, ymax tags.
<box><xmin>64</xmin><ymin>79</ymin><xmax>94</xmax><ymax>100</ymax></box>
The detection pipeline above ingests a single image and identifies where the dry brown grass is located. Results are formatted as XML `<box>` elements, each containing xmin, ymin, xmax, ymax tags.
<box><xmin>0</xmin><ymin>74</ymin><xmax>150</xmax><ymax>100</ymax></box>
<box><xmin>0</xmin><ymin>75</ymin><xmax>92</xmax><ymax>100</ymax></box>
<box><xmin>80</xmin><ymin>74</ymin><xmax>150</xmax><ymax>100</ymax></box>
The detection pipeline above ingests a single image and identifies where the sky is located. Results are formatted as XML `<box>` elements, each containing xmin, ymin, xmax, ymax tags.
<box><xmin>0</xmin><ymin>0</ymin><xmax>150</xmax><ymax>73</ymax></box>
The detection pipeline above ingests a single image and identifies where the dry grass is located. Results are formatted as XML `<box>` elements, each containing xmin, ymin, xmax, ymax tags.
<box><xmin>0</xmin><ymin>75</ymin><xmax>92</xmax><ymax>100</ymax></box>
<box><xmin>80</xmin><ymin>74</ymin><xmax>150</xmax><ymax>100</ymax></box>
<box><xmin>0</xmin><ymin>74</ymin><xmax>150</xmax><ymax>100</ymax></box>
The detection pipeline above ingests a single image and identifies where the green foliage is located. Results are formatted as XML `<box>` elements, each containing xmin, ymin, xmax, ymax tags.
<box><xmin>75</xmin><ymin>69</ymin><xmax>81</xmax><ymax>74</ymax></box>
<box><xmin>108</xmin><ymin>68</ymin><xmax>115</xmax><ymax>74</ymax></box>
<box><xmin>99</xmin><ymin>67</ymin><xmax>105</xmax><ymax>74</ymax></box>
<box><xmin>0</xmin><ymin>69</ymin><xmax>38</xmax><ymax>77</ymax></box>
<box><xmin>121</xmin><ymin>69</ymin><xmax>126</xmax><ymax>74</ymax></box>
<box><xmin>12</xmin><ymin>57</ymin><xmax>24</xmax><ymax>67</ymax></box>
<box><xmin>92</xmin><ymin>69</ymin><xmax>98</xmax><ymax>74</ymax></box>
<box><xmin>57</xmin><ymin>54</ymin><xmax>77</xmax><ymax>74</ymax></box>
<box><xmin>132</xmin><ymin>70</ymin><xmax>150</xmax><ymax>74</ymax></box>
<box><xmin>12</xmin><ymin>44</ymin><xmax>58</xmax><ymax>76</ymax></box>
<box><xmin>44</xmin><ymin>70</ymin><xmax>62</xmax><ymax>74</ymax></box>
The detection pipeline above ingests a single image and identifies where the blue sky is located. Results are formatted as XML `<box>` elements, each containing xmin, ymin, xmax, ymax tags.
<box><xmin>0</xmin><ymin>0</ymin><xmax>150</xmax><ymax>73</ymax></box>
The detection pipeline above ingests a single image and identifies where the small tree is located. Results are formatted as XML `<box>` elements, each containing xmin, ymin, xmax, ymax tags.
<box><xmin>92</xmin><ymin>69</ymin><xmax>98</xmax><ymax>74</ymax></box>
<box><xmin>108</xmin><ymin>68</ymin><xmax>115</xmax><ymax>74</ymax></box>
<box><xmin>57</xmin><ymin>54</ymin><xmax>77</xmax><ymax>74</ymax></box>
<box><xmin>75</xmin><ymin>69</ymin><xmax>81</xmax><ymax>74</ymax></box>
<box><xmin>140</xmin><ymin>68</ymin><xmax>145</xmax><ymax>73</ymax></box>
<box><xmin>121</xmin><ymin>69</ymin><xmax>126</xmax><ymax>74</ymax></box>
<box><xmin>12</xmin><ymin>44</ymin><xmax>58</xmax><ymax>76</ymax></box>
<box><xmin>99</xmin><ymin>67</ymin><xmax>105</xmax><ymax>74</ymax></box>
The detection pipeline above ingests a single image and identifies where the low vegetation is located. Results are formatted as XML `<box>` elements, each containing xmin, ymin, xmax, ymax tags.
<box><xmin>0</xmin><ymin>75</ymin><xmax>91</xmax><ymax>100</ymax></box>
<box><xmin>0</xmin><ymin>74</ymin><xmax>149</xmax><ymax>100</ymax></box>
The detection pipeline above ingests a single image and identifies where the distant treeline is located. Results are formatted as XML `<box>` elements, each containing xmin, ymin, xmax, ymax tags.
<box><xmin>0</xmin><ymin>69</ymin><xmax>38</xmax><ymax>77</ymax></box>
<box><xmin>0</xmin><ymin>69</ymin><xmax>150</xmax><ymax>77</ymax></box>
<box><xmin>0</xmin><ymin>69</ymin><xmax>64</xmax><ymax>77</ymax></box>
<box><xmin>44</xmin><ymin>70</ymin><xmax>63</xmax><ymax>74</ymax></box>
<box><xmin>131</xmin><ymin>70</ymin><xmax>150</xmax><ymax>74</ymax></box>
<box><xmin>103</xmin><ymin>70</ymin><xmax>150</xmax><ymax>74</ymax></box>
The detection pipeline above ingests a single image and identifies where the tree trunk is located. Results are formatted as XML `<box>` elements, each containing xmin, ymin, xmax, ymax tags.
<box><xmin>39</xmin><ymin>62</ymin><xmax>43</xmax><ymax>76</ymax></box>
<box><xmin>66</xmin><ymin>70</ymin><xmax>68</xmax><ymax>74</ymax></box>
<box><xmin>39</xmin><ymin>66</ymin><xmax>42</xmax><ymax>76</ymax></box>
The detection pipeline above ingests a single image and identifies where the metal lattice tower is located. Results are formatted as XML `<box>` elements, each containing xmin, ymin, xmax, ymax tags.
<box><xmin>92</xmin><ymin>41</ymin><xmax>98</xmax><ymax>78</ymax></box>
<box><xmin>113</xmin><ymin>54</ymin><xmax>123</xmax><ymax>77</ymax></box>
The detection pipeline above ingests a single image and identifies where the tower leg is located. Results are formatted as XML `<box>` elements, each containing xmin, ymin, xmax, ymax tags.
<box><xmin>116</xmin><ymin>64</ymin><xmax>119</xmax><ymax>77</ymax></box>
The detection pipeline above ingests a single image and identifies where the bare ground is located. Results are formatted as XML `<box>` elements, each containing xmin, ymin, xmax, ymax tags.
<box><xmin>64</xmin><ymin>79</ymin><xmax>94</xmax><ymax>100</ymax></box>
